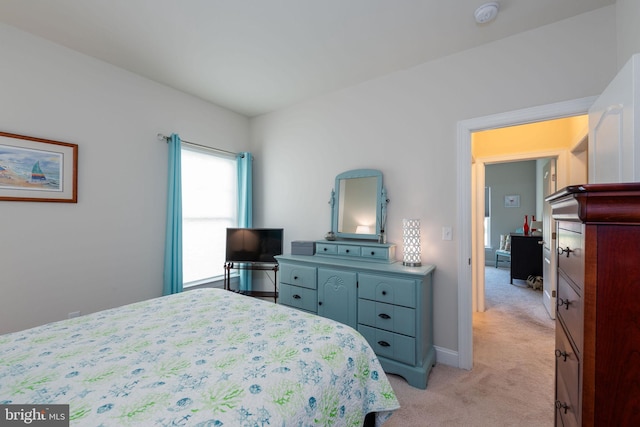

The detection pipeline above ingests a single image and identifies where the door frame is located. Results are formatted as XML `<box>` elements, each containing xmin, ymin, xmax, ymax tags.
<box><xmin>456</xmin><ymin>96</ymin><xmax>597</xmax><ymax>370</ymax></box>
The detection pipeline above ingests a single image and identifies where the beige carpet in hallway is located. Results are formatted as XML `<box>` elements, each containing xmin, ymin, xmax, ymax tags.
<box><xmin>383</xmin><ymin>267</ymin><xmax>555</xmax><ymax>426</ymax></box>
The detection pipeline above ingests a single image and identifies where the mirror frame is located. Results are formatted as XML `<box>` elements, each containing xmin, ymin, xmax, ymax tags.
<box><xmin>331</xmin><ymin>169</ymin><xmax>387</xmax><ymax>241</ymax></box>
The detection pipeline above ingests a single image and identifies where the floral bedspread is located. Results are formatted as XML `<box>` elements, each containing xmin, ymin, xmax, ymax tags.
<box><xmin>0</xmin><ymin>288</ymin><xmax>399</xmax><ymax>426</ymax></box>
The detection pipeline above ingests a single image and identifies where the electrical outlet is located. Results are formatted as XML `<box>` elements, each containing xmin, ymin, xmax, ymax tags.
<box><xmin>442</xmin><ymin>226</ymin><xmax>453</xmax><ymax>241</ymax></box>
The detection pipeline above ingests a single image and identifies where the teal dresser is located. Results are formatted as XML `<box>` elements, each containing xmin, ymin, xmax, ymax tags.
<box><xmin>276</xmin><ymin>245</ymin><xmax>436</xmax><ymax>389</ymax></box>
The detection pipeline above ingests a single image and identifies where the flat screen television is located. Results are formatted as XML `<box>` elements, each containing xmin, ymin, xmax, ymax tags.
<box><xmin>225</xmin><ymin>228</ymin><xmax>284</xmax><ymax>264</ymax></box>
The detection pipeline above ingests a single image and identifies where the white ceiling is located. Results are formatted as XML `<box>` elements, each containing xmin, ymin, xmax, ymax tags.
<box><xmin>0</xmin><ymin>0</ymin><xmax>614</xmax><ymax>117</ymax></box>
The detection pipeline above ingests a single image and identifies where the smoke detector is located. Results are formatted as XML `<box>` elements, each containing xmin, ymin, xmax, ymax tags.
<box><xmin>474</xmin><ymin>2</ymin><xmax>499</xmax><ymax>24</ymax></box>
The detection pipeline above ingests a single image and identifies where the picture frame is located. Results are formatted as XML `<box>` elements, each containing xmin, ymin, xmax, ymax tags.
<box><xmin>504</xmin><ymin>194</ymin><xmax>520</xmax><ymax>208</ymax></box>
<box><xmin>0</xmin><ymin>132</ymin><xmax>78</xmax><ymax>203</ymax></box>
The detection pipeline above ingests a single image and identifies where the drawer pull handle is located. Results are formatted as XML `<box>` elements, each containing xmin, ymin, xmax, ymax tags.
<box><xmin>378</xmin><ymin>313</ymin><xmax>391</xmax><ymax>319</ymax></box>
<box><xmin>555</xmin><ymin>349</ymin><xmax>569</xmax><ymax>361</ymax></box>
<box><xmin>558</xmin><ymin>297</ymin><xmax>571</xmax><ymax>310</ymax></box>
<box><xmin>555</xmin><ymin>401</ymin><xmax>570</xmax><ymax>414</ymax></box>
<box><xmin>378</xmin><ymin>341</ymin><xmax>390</xmax><ymax>347</ymax></box>
<box><xmin>558</xmin><ymin>246</ymin><xmax>574</xmax><ymax>257</ymax></box>
<box><xmin>293</xmin><ymin>294</ymin><xmax>301</xmax><ymax>299</ymax></box>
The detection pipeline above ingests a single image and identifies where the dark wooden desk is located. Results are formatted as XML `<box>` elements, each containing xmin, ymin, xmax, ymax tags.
<box><xmin>509</xmin><ymin>234</ymin><xmax>542</xmax><ymax>284</ymax></box>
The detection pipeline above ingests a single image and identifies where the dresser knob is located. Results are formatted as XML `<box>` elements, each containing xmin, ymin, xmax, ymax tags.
<box><xmin>558</xmin><ymin>297</ymin><xmax>571</xmax><ymax>310</ymax></box>
<box><xmin>318</xmin><ymin>301</ymin><xmax>322</xmax><ymax>306</ymax></box>
<box><xmin>293</xmin><ymin>276</ymin><xmax>298</xmax><ymax>280</ymax></box>
<box><xmin>293</xmin><ymin>294</ymin><xmax>301</xmax><ymax>300</ymax></box>
<box><xmin>345</xmin><ymin>249</ymin><xmax>350</xmax><ymax>253</ymax></box>
<box><xmin>555</xmin><ymin>349</ymin><xmax>569</xmax><ymax>361</ymax></box>
<box><xmin>558</xmin><ymin>246</ymin><xmax>574</xmax><ymax>257</ymax></box>
<box><xmin>378</xmin><ymin>313</ymin><xmax>391</xmax><ymax>319</ymax></box>
<box><xmin>555</xmin><ymin>400</ymin><xmax>570</xmax><ymax>414</ymax></box>
<box><xmin>377</xmin><ymin>341</ymin><xmax>390</xmax><ymax>347</ymax></box>
<box><xmin>381</xmin><ymin>291</ymin><xmax>387</xmax><ymax>296</ymax></box>
<box><xmin>370</xmin><ymin>251</ymin><xmax>375</xmax><ymax>256</ymax></box>
<box><xmin>323</xmin><ymin>247</ymin><xmax>328</xmax><ymax>252</ymax></box>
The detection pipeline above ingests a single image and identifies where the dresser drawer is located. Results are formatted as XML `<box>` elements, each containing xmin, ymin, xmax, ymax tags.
<box><xmin>555</xmin><ymin>323</ymin><xmax>580</xmax><ymax>427</ymax></box>
<box><xmin>280</xmin><ymin>264</ymin><xmax>317</xmax><ymax>289</ymax></box>
<box><xmin>358</xmin><ymin>324</ymin><xmax>415</xmax><ymax>365</ymax></box>
<box><xmin>337</xmin><ymin>245</ymin><xmax>360</xmax><ymax>257</ymax></box>
<box><xmin>316</xmin><ymin>243</ymin><xmax>338</xmax><ymax>255</ymax></box>
<box><xmin>557</xmin><ymin>273</ymin><xmax>583</xmax><ymax>354</ymax></box>
<box><xmin>360</xmin><ymin>245</ymin><xmax>392</xmax><ymax>261</ymax></box>
<box><xmin>557</xmin><ymin>222</ymin><xmax>584</xmax><ymax>291</ymax></box>
<box><xmin>556</xmin><ymin>371</ymin><xmax>579</xmax><ymax>427</ymax></box>
<box><xmin>358</xmin><ymin>299</ymin><xmax>416</xmax><ymax>337</ymax></box>
<box><xmin>279</xmin><ymin>284</ymin><xmax>317</xmax><ymax>313</ymax></box>
<box><xmin>358</xmin><ymin>274</ymin><xmax>416</xmax><ymax>308</ymax></box>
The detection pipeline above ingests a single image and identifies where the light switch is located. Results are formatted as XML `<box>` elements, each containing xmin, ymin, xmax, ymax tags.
<box><xmin>442</xmin><ymin>226</ymin><xmax>453</xmax><ymax>240</ymax></box>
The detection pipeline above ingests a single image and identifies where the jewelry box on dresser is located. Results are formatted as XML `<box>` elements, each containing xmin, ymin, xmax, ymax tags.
<box><xmin>547</xmin><ymin>183</ymin><xmax>640</xmax><ymax>427</ymax></box>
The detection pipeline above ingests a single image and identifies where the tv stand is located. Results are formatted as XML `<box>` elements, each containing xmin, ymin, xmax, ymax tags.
<box><xmin>223</xmin><ymin>262</ymin><xmax>279</xmax><ymax>303</ymax></box>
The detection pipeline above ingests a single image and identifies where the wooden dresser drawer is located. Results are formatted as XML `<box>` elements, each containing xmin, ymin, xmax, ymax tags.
<box><xmin>358</xmin><ymin>274</ymin><xmax>416</xmax><ymax>308</ymax></box>
<box><xmin>358</xmin><ymin>299</ymin><xmax>416</xmax><ymax>337</ymax></box>
<box><xmin>337</xmin><ymin>245</ymin><xmax>360</xmax><ymax>257</ymax></box>
<box><xmin>557</xmin><ymin>273</ymin><xmax>583</xmax><ymax>354</ymax></box>
<box><xmin>315</xmin><ymin>243</ymin><xmax>338</xmax><ymax>255</ymax></box>
<box><xmin>557</xmin><ymin>222</ymin><xmax>584</xmax><ymax>291</ymax></box>
<box><xmin>556</xmin><ymin>370</ymin><xmax>580</xmax><ymax>427</ymax></box>
<box><xmin>280</xmin><ymin>264</ymin><xmax>317</xmax><ymax>289</ymax></box>
<box><xmin>555</xmin><ymin>323</ymin><xmax>580</xmax><ymax>427</ymax></box>
<box><xmin>279</xmin><ymin>284</ymin><xmax>317</xmax><ymax>312</ymax></box>
<box><xmin>360</xmin><ymin>245</ymin><xmax>394</xmax><ymax>261</ymax></box>
<box><xmin>358</xmin><ymin>324</ymin><xmax>416</xmax><ymax>365</ymax></box>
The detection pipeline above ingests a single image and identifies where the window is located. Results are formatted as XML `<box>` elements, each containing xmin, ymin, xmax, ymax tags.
<box><xmin>484</xmin><ymin>186</ymin><xmax>491</xmax><ymax>248</ymax></box>
<box><xmin>181</xmin><ymin>146</ymin><xmax>237</xmax><ymax>286</ymax></box>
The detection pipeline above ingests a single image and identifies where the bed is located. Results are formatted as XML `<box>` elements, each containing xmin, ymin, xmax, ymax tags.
<box><xmin>0</xmin><ymin>288</ymin><xmax>399</xmax><ymax>426</ymax></box>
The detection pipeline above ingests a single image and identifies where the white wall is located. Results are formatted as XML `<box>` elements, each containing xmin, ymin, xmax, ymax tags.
<box><xmin>617</xmin><ymin>0</ymin><xmax>640</xmax><ymax>68</ymax></box>
<box><xmin>0</xmin><ymin>24</ymin><xmax>249</xmax><ymax>334</ymax></box>
<box><xmin>485</xmin><ymin>161</ymin><xmax>537</xmax><ymax>259</ymax></box>
<box><xmin>251</xmin><ymin>7</ymin><xmax>617</xmax><ymax>355</ymax></box>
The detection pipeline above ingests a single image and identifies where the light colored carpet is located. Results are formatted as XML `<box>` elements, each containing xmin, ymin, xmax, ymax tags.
<box><xmin>383</xmin><ymin>267</ymin><xmax>555</xmax><ymax>426</ymax></box>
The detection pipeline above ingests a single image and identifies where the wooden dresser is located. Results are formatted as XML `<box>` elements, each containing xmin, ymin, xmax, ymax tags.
<box><xmin>547</xmin><ymin>183</ymin><xmax>640</xmax><ymax>426</ymax></box>
<box><xmin>275</xmin><ymin>243</ymin><xmax>436</xmax><ymax>389</ymax></box>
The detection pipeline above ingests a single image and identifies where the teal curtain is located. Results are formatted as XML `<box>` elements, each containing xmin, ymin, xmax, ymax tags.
<box><xmin>163</xmin><ymin>134</ymin><xmax>183</xmax><ymax>295</ymax></box>
<box><xmin>237</xmin><ymin>152</ymin><xmax>253</xmax><ymax>291</ymax></box>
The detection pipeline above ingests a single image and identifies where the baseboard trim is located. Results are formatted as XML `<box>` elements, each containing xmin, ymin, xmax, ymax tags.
<box><xmin>434</xmin><ymin>345</ymin><xmax>461</xmax><ymax>369</ymax></box>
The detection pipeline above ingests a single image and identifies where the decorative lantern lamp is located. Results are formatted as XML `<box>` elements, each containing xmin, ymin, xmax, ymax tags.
<box><xmin>402</xmin><ymin>218</ymin><xmax>422</xmax><ymax>267</ymax></box>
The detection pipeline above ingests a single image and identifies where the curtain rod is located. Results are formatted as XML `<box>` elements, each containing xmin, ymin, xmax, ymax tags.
<box><xmin>157</xmin><ymin>133</ymin><xmax>239</xmax><ymax>157</ymax></box>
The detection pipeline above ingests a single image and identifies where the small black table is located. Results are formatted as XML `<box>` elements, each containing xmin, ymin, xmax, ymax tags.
<box><xmin>509</xmin><ymin>234</ymin><xmax>542</xmax><ymax>284</ymax></box>
<box><xmin>223</xmin><ymin>262</ymin><xmax>278</xmax><ymax>302</ymax></box>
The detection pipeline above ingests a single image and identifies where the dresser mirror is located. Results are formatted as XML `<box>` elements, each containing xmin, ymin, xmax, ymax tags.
<box><xmin>330</xmin><ymin>169</ymin><xmax>388</xmax><ymax>241</ymax></box>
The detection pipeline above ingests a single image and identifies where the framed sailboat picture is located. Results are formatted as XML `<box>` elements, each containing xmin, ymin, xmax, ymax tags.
<box><xmin>0</xmin><ymin>132</ymin><xmax>78</xmax><ymax>202</ymax></box>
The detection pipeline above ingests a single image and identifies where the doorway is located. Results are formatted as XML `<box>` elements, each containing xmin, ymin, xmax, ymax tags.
<box><xmin>456</xmin><ymin>96</ymin><xmax>596</xmax><ymax>370</ymax></box>
<box><xmin>473</xmin><ymin>116</ymin><xmax>587</xmax><ymax>315</ymax></box>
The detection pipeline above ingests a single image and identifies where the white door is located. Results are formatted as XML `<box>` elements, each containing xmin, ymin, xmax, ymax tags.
<box><xmin>542</xmin><ymin>159</ymin><xmax>557</xmax><ymax>320</ymax></box>
<box><xmin>589</xmin><ymin>54</ymin><xmax>640</xmax><ymax>183</ymax></box>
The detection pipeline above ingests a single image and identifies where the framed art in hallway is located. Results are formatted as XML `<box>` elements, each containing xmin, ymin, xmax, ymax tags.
<box><xmin>0</xmin><ymin>132</ymin><xmax>78</xmax><ymax>203</ymax></box>
<box><xmin>504</xmin><ymin>194</ymin><xmax>520</xmax><ymax>208</ymax></box>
